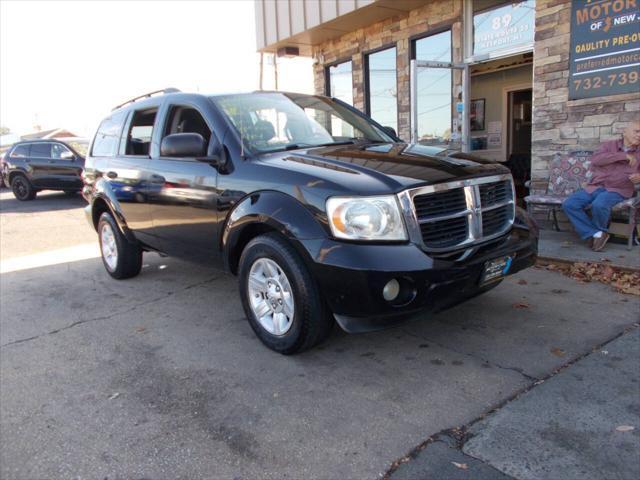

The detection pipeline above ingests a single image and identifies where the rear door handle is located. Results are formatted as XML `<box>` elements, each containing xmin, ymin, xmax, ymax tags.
<box><xmin>106</xmin><ymin>171</ymin><xmax>118</xmax><ymax>179</ymax></box>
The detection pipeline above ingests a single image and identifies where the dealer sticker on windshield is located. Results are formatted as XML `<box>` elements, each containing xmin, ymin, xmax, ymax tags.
<box><xmin>480</xmin><ymin>255</ymin><xmax>513</xmax><ymax>286</ymax></box>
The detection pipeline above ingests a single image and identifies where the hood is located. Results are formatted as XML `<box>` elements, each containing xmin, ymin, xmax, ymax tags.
<box><xmin>259</xmin><ymin>142</ymin><xmax>510</xmax><ymax>195</ymax></box>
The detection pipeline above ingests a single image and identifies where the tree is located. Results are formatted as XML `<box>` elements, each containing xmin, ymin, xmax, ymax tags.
<box><xmin>0</xmin><ymin>126</ymin><xmax>10</xmax><ymax>135</ymax></box>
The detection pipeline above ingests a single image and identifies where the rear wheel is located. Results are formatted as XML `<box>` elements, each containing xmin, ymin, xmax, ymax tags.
<box><xmin>238</xmin><ymin>233</ymin><xmax>333</xmax><ymax>354</ymax></box>
<box><xmin>98</xmin><ymin>212</ymin><xmax>142</xmax><ymax>279</ymax></box>
<box><xmin>11</xmin><ymin>175</ymin><xmax>36</xmax><ymax>201</ymax></box>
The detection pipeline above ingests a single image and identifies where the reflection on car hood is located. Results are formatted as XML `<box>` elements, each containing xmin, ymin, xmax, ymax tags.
<box><xmin>265</xmin><ymin>142</ymin><xmax>509</xmax><ymax>193</ymax></box>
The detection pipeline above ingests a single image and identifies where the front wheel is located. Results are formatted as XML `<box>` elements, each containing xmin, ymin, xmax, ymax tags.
<box><xmin>98</xmin><ymin>212</ymin><xmax>142</xmax><ymax>279</ymax></box>
<box><xmin>11</xmin><ymin>175</ymin><xmax>36</xmax><ymax>201</ymax></box>
<box><xmin>238</xmin><ymin>233</ymin><xmax>333</xmax><ymax>354</ymax></box>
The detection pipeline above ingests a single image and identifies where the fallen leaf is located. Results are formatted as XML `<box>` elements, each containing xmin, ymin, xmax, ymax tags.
<box><xmin>108</xmin><ymin>392</ymin><xmax>120</xmax><ymax>400</ymax></box>
<box><xmin>451</xmin><ymin>462</ymin><xmax>468</xmax><ymax>470</ymax></box>
<box><xmin>512</xmin><ymin>302</ymin><xmax>530</xmax><ymax>309</ymax></box>
<box><xmin>135</xmin><ymin>326</ymin><xmax>146</xmax><ymax>333</ymax></box>
<box><xmin>616</xmin><ymin>425</ymin><xmax>635</xmax><ymax>432</ymax></box>
<box><xmin>517</xmin><ymin>279</ymin><xmax>528</xmax><ymax>285</ymax></box>
<box><xmin>540</xmin><ymin>260</ymin><xmax>640</xmax><ymax>297</ymax></box>
<box><xmin>550</xmin><ymin>347</ymin><xmax>566</xmax><ymax>357</ymax></box>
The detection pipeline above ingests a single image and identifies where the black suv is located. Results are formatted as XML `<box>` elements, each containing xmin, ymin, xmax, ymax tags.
<box><xmin>2</xmin><ymin>139</ymin><xmax>87</xmax><ymax>200</ymax></box>
<box><xmin>83</xmin><ymin>89</ymin><xmax>538</xmax><ymax>354</ymax></box>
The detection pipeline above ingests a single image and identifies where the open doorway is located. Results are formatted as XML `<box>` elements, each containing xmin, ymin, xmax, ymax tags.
<box><xmin>469</xmin><ymin>58</ymin><xmax>532</xmax><ymax>204</ymax></box>
<box><xmin>506</xmin><ymin>88</ymin><xmax>532</xmax><ymax>204</ymax></box>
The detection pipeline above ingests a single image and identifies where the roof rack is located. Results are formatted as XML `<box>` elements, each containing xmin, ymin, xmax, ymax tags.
<box><xmin>112</xmin><ymin>88</ymin><xmax>181</xmax><ymax>111</ymax></box>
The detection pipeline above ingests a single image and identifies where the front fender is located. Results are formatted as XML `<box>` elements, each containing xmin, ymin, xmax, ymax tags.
<box><xmin>221</xmin><ymin>190</ymin><xmax>329</xmax><ymax>272</ymax></box>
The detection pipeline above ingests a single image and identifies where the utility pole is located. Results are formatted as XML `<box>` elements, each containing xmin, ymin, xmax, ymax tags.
<box><xmin>259</xmin><ymin>52</ymin><xmax>264</xmax><ymax>90</ymax></box>
<box><xmin>273</xmin><ymin>53</ymin><xmax>279</xmax><ymax>91</ymax></box>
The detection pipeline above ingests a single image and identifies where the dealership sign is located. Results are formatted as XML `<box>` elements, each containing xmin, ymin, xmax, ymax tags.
<box><xmin>569</xmin><ymin>0</ymin><xmax>640</xmax><ymax>100</ymax></box>
<box><xmin>473</xmin><ymin>1</ymin><xmax>535</xmax><ymax>56</ymax></box>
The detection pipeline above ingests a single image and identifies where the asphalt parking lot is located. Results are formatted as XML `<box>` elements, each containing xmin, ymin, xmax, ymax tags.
<box><xmin>1</xmin><ymin>189</ymin><xmax>638</xmax><ymax>479</ymax></box>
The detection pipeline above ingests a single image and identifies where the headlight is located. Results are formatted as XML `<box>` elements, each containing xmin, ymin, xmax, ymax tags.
<box><xmin>326</xmin><ymin>195</ymin><xmax>407</xmax><ymax>241</ymax></box>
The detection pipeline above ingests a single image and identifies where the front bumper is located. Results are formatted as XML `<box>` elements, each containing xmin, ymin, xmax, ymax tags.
<box><xmin>300</xmin><ymin>225</ymin><xmax>537</xmax><ymax>333</ymax></box>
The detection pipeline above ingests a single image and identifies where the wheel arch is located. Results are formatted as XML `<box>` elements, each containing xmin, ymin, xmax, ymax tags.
<box><xmin>90</xmin><ymin>190</ymin><xmax>136</xmax><ymax>243</ymax></box>
<box><xmin>222</xmin><ymin>190</ymin><xmax>328</xmax><ymax>275</ymax></box>
<box><xmin>8</xmin><ymin>169</ymin><xmax>30</xmax><ymax>185</ymax></box>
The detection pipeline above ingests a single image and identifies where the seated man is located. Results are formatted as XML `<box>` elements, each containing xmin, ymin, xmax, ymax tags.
<box><xmin>562</xmin><ymin>119</ymin><xmax>640</xmax><ymax>251</ymax></box>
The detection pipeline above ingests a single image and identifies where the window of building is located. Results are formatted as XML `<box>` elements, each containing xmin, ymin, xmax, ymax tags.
<box><xmin>365</xmin><ymin>46</ymin><xmax>397</xmax><ymax>133</ymax></box>
<box><xmin>413</xmin><ymin>30</ymin><xmax>452</xmax><ymax>145</ymax></box>
<box><xmin>10</xmin><ymin>144</ymin><xmax>30</xmax><ymax>158</ymax></box>
<box><xmin>125</xmin><ymin>109</ymin><xmax>157</xmax><ymax>156</ymax></box>
<box><xmin>30</xmin><ymin>143</ymin><xmax>51</xmax><ymax>158</ymax></box>
<box><xmin>326</xmin><ymin>60</ymin><xmax>353</xmax><ymax>106</ymax></box>
<box><xmin>92</xmin><ymin>111</ymin><xmax>126</xmax><ymax>157</ymax></box>
<box><xmin>473</xmin><ymin>0</ymin><xmax>535</xmax><ymax>57</ymax></box>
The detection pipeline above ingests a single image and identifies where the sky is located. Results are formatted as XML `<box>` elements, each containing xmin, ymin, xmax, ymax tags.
<box><xmin>0</xmin><ymin>0</ymin><xmax>313</xmax><ymax>138</ymax></box>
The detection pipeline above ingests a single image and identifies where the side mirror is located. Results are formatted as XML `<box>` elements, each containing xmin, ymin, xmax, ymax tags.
<box><xmin>160</xmin><ymin>133</ymin><xmax>206</xmax><ymax>158</ymax></box>
<box><xmin>382</xmin><ymin>126</ymin><xmax>397</xmax><ymax>139</ymax></box>
<box><xmin>61</xmin><ymin>150</ymin><xmax>74</xmax><ymax>160</ymax></box>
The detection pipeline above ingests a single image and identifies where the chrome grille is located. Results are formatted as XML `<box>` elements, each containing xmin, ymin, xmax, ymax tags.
<box><xmin>420</xmin><ymin>216</ymin><xmax>468</xmax><ymax>248</ymax></box>
<box><xmin>482</xmin><ymin>204</ymin><xmax>512</xmax><ymax>236</ymax></box>
<box><xmin>413</xmin><ymin>189</ymin><xmax>467</xmax><ymax>219</ymax></box>
<box><xmin>479</xmin><ymin>180</ymin><xmax>511</xmax><ymax>207</ymax></box>
<box><xmin>397</xmin><ymin>174</ymin><xmax>515</xmax><ymax>252</ymax></box>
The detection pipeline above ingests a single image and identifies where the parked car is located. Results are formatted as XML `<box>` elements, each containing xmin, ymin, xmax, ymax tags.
<box><xmin>2</xmin><ymin>139</ymin><xmax>87</xmax><ymax>200</ymax></box>
<box><xmin>83</xmin><ymin>89</ymin><xmax>538</xmax><ymax>354</ymax></box>
<box><xmin>0</xmin><ymin>150</ymin><xmax>8</xmax><ymax>188</ymax></box>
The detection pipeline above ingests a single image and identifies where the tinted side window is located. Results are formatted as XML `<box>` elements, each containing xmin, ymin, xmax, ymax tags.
<box><xmin>31</xmin><ymin>143</ymin><xmax>52</xmax><ymax>158</ymax></box>
<box><xmin>92</xmin><ymin>111</ymin><xmax>127</xmax><ymax>157</ymax></box>
<box><xmin>10</xmin><ymin>144</ymin><xmax>30</xmax><ymax>158</ymax></box>
<box><xmin>125</xmin><ymin>109</ymin><xmax>158</xmax><ymax>156</ymax></box>
<box><xmin>51</xmin><ymin>143</ymin><xmax>72</xmax><ymax>159</ymax></box>
<box><xmin>163</xmin><ymin>106</ymin><xmax>211</xmax><ymax>146</ymax></box>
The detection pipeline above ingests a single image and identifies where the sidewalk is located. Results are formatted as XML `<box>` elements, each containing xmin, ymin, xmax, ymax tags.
<box><xmin>538</xmin><ymin>229</ymin><xmax>640</xmax><ymax>271</ymax></box>
<box><xmin>388</xmin><ymin>328</ymin><xmax>640</xmax><ymax>480</ymax></box>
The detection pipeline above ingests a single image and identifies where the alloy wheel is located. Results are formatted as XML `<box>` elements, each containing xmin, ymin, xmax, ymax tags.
<box><xmin>100</xmin><ymin>223</ymin><xmax>119</xmax><ymax>271</ymax></box>
<box><xmin>247</xmin><ymin>258</ymin><xmax>295</xmax><ymax>336</ymax></box>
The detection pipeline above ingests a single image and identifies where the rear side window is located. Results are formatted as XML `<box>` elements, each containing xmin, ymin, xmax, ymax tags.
<box><xmin>31</xmin><ymin>143</ymin><xmax>51</xmax><ymax>158</ymax></box>
<box><xmin>10</xmin><ymin>144</ymin><xmax>30</xmax><ymax>158</ymax></box>
<box><xmin>125</xmin><ymin>109</ymin><xmax>157</xmax><ymax>156</ymax></box>
<box><xmin>92</xmin><ymin>111</ymin><xmax>126</xmax><ymax>157</ymax></box>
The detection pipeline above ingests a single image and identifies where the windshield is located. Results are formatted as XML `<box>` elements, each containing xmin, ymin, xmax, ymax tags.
<box><xmin>211</xmin><ymin>92</ymin><xmax>395</xmax><ymax>154</ymax></box>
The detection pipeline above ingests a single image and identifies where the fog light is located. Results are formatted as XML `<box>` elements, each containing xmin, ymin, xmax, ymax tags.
<box><xmin>382</xmin><ymin>279</ymin><xmax>400</xmax><ymax>301</ymax></box>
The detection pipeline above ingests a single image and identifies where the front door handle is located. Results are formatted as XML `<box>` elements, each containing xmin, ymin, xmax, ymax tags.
<box><xmin>106</xmin><ymin>171</ymin><xmax>118</xmax><ymax>179</ymax></box>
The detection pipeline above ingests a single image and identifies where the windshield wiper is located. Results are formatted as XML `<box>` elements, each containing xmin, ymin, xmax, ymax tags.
<box><xmin>263</xmin><ymin>138</ymin><xmax>388</xmax><ymax>154</ymax></box>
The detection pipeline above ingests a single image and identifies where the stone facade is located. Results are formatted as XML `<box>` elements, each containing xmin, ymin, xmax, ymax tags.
<box><xmin>312</xmin><ymin>0</ymin><xmax>463</xmax><ymax>142</ymax></box>
<box><xmin>530</xmin><ymin>0</ymin><xmax>640</xmax><ymax>196</ymax></box>
<box><xmin>312</xmin><ymin>0</ymin><xmax>639</xmax><ymax>202</ymax></box>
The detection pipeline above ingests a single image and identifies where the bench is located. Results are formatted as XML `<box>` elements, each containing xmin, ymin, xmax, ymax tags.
<box><xmin>524</xmin><ymin>150</ymin><xmax>639</xmax><ymax>250</ymax></box>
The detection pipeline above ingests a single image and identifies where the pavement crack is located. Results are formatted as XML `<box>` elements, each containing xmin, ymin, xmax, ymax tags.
<box><xmin>400</xmin><ymin>328</ymin><xmax>539</xmax><ymax>382</ymax></box>
<box><xmin>385</xmin><ymin>324</ymin><xmax>640</xmax><ymax>479</ymax></box>
<box><xmin>1</xmin><ymin>275</ymin><xmax>222</xmax><ymax>348</ymax></box>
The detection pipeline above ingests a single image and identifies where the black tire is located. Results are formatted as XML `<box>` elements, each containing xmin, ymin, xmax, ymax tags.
<box><xmin>238</xmin><ymin>233</ymin><xmax>333</xmax><ymax>354</ymax></box>
<box><xmin>11</xmin><ymin>174</ymin><xmax>36</xmax><ymax>201</ymax></box>
<box><xmin>98</xmin><ymin>212</ymin><xmax>142</xmax><ymax>279</ymax></box>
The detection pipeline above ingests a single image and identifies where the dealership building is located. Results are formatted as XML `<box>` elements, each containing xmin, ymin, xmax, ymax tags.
<box><xmin>255</xmin><ymin>0</ymin><xmax>640</xmax><ymax>203</ymax></box>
